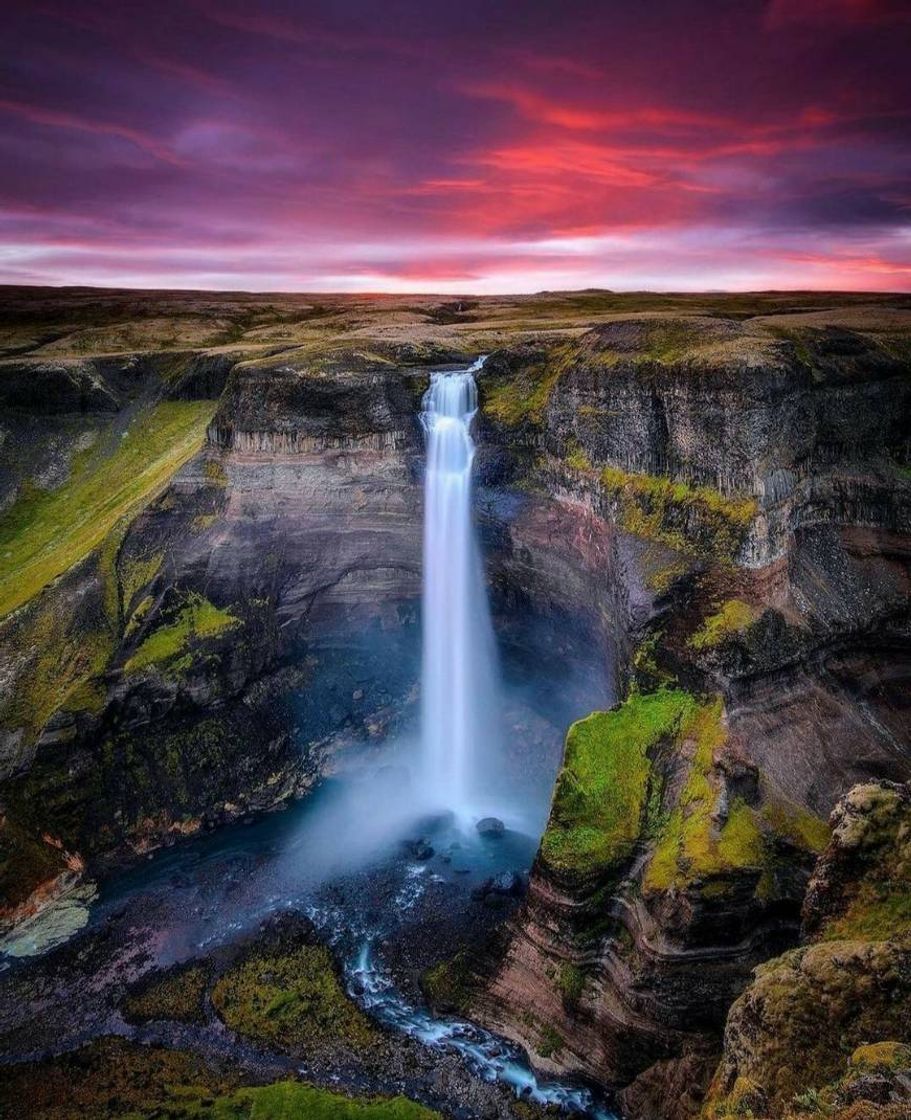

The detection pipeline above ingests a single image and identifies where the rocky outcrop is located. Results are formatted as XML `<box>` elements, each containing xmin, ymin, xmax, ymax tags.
<box><xmin>704</xmin><ymin>780</ymin><xmax>911</xmax><ymax>1120</ymax></box>
<box><xmin>480</xmin><ymin>318</ymin><xmax>911</xmax><ymax>566</ymax></box>
<box><xmin>208</xmin><ymin>352</ymin><xmax>424</xmax><ymax>453</ymax></box>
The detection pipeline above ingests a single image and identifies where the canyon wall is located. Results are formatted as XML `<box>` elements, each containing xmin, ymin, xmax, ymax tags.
<box><xmin>1</xmin><ymin>305</ymin><xmax>909</xmax><ymax>1120</ymax></box>
<box><xmin>445</xmin><ymin>317</ymin><xmax>911</xmax><ymax>1117</ymax></box>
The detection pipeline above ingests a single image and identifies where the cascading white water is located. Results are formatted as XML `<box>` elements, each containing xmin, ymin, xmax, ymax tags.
<box><xmin>419</xmin><ymin>357</ymin><xmax>498</xmax><ymax>816</ymax></box>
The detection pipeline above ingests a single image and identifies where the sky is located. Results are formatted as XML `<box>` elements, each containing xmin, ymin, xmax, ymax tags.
<box><xmin>2</xmin><ymin>0</ymin><xmax>910</xmax><ymax>293</ymax></box>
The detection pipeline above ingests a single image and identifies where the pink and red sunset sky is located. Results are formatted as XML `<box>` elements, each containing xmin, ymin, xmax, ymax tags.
<box><xmin>3</xmin><ymin>0</ymin><xmax>910</xmax><ymax>294</ymax></box>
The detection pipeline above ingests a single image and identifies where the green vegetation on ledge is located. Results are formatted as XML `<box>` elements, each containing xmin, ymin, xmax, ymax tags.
<box><xmin>816</xmin><ymin>783</ymin><xmax>911</xmax><ymax>943</ymax></box>
<box><xmin>189</xmin><ymin>1082</ymin><xmax>441</xmax><ymax>1120</ymax></box>
<box><xmin>482</xmin><ymin>348</ymin><xmax>568</xmax><ymax>426</ymax></box>
<box><xmin>600</xmin><ymin>467</ymin><xmax>757</xmax><ymax>562</ymax></box>
<box><xmin>0</xmin><ymin>580</ymin><xmax>113</xmax><ymax>743</ymax></box>
<box><xmin>0</xmin><ymin>399</ymin><xmax>216</xmax><ymax>618</ymax></box>
<box><xmin>541</xmin><ymin>689</ymin><xmax>697</xmax><ymax>879</ymax></box>
<box><xmin>645</xmin><ymin>700</ymin><xmax>762</xmax><ymax>893</ymax></box>
<box><xmin>422</xmin><ymin>948</ymin><xmax>476</xmax><ymax>1013</ymax></box>
<box><xmin>689</xmin><ymin>598</ymin><xmax>757</xmax><ymax>650</ymax></box>
<box><xmin>124</xmin><ymin>591</ymin><xmax>239</xmax><ymax>676</ymax></box>
<box><xmin>123</xmin><ymin>962</ymin><xmax>210</xmax><ymax>1025</ymax></box>
<box><xmin>645</xmin><ymin>700</ymin><xmax>828</xmax><ymax>896</ymax></box>
<box><xmin>702</xmin><ymin>940</ymin><xmax>911</xmax><ymax>1120</ymax></box>
<box><xmin>211</xmin><ymin>940</ymin><xmax>377</xmax><ymax>1055</ymax></box>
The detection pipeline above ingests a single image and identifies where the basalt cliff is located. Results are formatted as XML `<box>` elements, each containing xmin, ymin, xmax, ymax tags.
<box><xmin>1</xmin><ymin>287</ymin><xmax>909</xmax><ymax>1119</ymax></box>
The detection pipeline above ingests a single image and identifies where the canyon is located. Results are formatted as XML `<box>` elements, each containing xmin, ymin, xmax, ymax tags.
<box><xmin>0</xmin><ymin>287</ymin><xmax>909</xmax><ymax>1120</ymax></box>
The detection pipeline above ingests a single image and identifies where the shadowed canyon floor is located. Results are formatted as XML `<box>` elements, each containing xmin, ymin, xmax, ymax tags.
<box><xmin>1</xmin><ymin>286</ymin><xmax>910</xmax><ymax>1119</ymax></box>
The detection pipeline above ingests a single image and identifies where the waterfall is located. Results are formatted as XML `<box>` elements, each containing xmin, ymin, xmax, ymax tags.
<box><xmin>419</xmin><ymin>357</ymin><xmax>499</xmax><ymax>816</ymax></box>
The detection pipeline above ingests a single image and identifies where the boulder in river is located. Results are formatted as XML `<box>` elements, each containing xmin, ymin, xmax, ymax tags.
<box><xmin>471</xmin><ymin>871</ymin><xmax>526</xmax><ymax>900</ymax></box>
<box><xmin>403</xmin><ymin>838</ymin><xmax>434</xmax><ymax>861</ymax></box>
<box><xmin>475</xmin><ymin>817</ymin><xmax>504</xmax><ymax>837</ymax></box>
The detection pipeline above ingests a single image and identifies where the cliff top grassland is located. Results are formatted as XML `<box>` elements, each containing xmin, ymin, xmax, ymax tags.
<box><xmin>2</xmin><ymin>287</ymin><xmax>907</xmax><ymax>623</ymax></box>
<box><xmin>2</xmin><ymin>285</ymin><xmax>910</xmax><ymax>364</ymax></box>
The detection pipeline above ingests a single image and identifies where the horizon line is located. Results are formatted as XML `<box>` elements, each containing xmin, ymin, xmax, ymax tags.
<box><xmin>2</xmin><ymin>281</ymin><xmax>910</xmax><ymax>299</ymax></box>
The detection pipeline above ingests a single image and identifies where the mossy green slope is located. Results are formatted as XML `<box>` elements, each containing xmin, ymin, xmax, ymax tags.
<box><xmin>644</xmin><ymin>699</ymin><xmax>760</xmax><ymax>892</ymax></box>
<box><xmin>0</xmin><ymin>399</ymin><xmax>216</xmax><ymax>618</ymax></box>
<box><xmin>814</xmin><ymin>782</ymin><xmax>911</xmax><ymax>943</ymax></box>
<box><xmin>689</xmin><ymin>598</ymin><xmax>757</xmax><ymax>650</ymax></box>
<box><xmin>0</xmin><ymin>574</ymin><xmax>113</xmax><ymax>742</ymax></box>
<box><xmin>541</xmin><ymin>689</ymin><xmax>697</xmax><ymax>879</ymax></box>
<box><xmin>482</xmin><ymin>347</ymin><xmax>568</xmax><ymax>426</ymax></box>
<box><xmin>702</xmin><ymin>939</ymin><xmax>911</xmax><ymax>1119</ymax></box>
<box><xmin>123</xmin><ymin>962</ymin><xmax>210</xmax><ymax>1025</ymax></box>
<box><xmin>704</xmin><ymin>783</ymin><xmax>910</xmax><ymax>1119</ymax></box>
<box><xmin>187</xmin><ymin>1082</ymin><xmax>441</xmax><ymax>1120</ymax></box>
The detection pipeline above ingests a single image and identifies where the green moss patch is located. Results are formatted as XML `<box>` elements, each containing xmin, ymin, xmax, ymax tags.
<box><xmin>541</xmin><ymin>689</ymin><xmax>697</xmax><ymax>880</ymax></box>
<box><xmin>422</xmin><ymin>949</ymin><xmax>476</xmax><ymax>1014</ymax></box>
<box><xmin>124</xmin><ymin>592</ymin><xmax>239</xmax><ymax>676</ymax></box>
<box><xmin>645</xmin><ymin>558</ymin><xmax>688</xmax><ymax>596</ymax></box>
<box><xmin>123</xmin><ymin>961</ymin><xmax>210</xmax><ymax>1025</ymax></box>
<box><xmin>689</xmin><ymin>599</ymin><xmax>757</xmax><ymax>650</ymax></box>
<box><xmin>564</xmin><ymin>440</ymin><xmax>593</xmax><ymax>471</ymax></box>
<box><xmin>816</xmin><ymin>784</ymin><xmax>911</xmax><ymax>943</ymax></box>
<box><xmin>482</xmin><ymin>350</ymin><xmax>567</xmax><ymax>426</ymax></box>
<box><xmin>760</xmin><ymin>796</ymin><xmax>830</xmax><ymax>856</ymax></box>
<box><xmin>557</xmin><ymin>962</ymin><xmax>586</xmax><ymax>1006</ymax></box>
<box><xmin>849</xmin><ymin>1041</ymin><xmax>911</xmax><ymax>1073</ymax></box>
<box><xmin>201</xmin><ymin>1082</ymin><xmax>440</xmax><ymax>1120</ymax></box>
<box><xmin>704</xmin><ymin>939</ymin><xmax>911</xmax><ymax>1118</ymax></box>
<box><xmin>643</xmin><ymin>707</ymin><xmax>828</xmax><ymax>903</ymax></box>
<box><xmin>0</xmin><ymin>1037</ymin><xmax>439</xmax><ymax>1120</ymax></box>
<box><xmin>0</xmin><ymin>399</ymin><xmax>216</xmax><ymax>618</ymax></box>
<box><xmin>823</xmin><ymin>882</ymin><xmax>911</xmax><ymax>943</ymax></box>
<box><xmin>537</xmin><ymin>1025</ymin><xmax>565</xmax><ymax>1059</ymax></box>
<box><xmin>204</xmin><ymin>457</ymin><xmax>228</xmax><ymax>487</ymax></box>
<box><xmin>119</xmin><ymin>550</ymin><xmax>163</xmax><ymax>614</ymax></box>
<box><xmin>645</xmin><ymin>700</ymin><xmax>765</xmax><ymax>894</ymax></box>
<box><xmin>0</xmin><ymin>575</ymin><xmax>114</xmax><ymax>742</ymax></box>
<box><xmin>212</xmin><ymin>941</ymin><xmax>377</xmax><ymax>1056</ymax></box>
<box><xmin>600</xmin><ymin>467</ymin><xmax>757</xmax><ymax>562</ymax></box>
